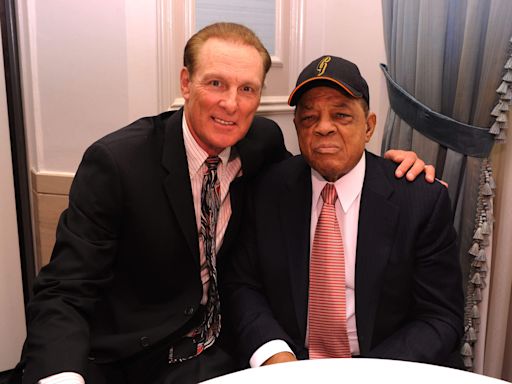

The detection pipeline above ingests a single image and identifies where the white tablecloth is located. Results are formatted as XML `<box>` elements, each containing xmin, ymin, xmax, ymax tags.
<box><xmin>201</xmin><ymin>358</ymin><xmax>509</xmax><ymax>383</ymax></box>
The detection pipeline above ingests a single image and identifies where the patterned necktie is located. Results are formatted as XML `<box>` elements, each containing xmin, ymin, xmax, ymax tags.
<box><xmin>197</xmin><ymin>155</ymin><xmax>222</xmax><ymax>352</ymax></box>
<box><xmin>308</xmin><ymin>183</ymin><xmax>351</xmax><ymax>359</ymax></box>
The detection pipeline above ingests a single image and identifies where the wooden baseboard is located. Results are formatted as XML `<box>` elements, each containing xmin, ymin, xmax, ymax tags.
<box><xmin>31</xmin><ymin>170</ymin><xmax>73</xmax><ymax>269</ymax></box>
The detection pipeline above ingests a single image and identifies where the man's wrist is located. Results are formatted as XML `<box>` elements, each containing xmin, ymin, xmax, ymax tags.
<box><xmin>38</xmin><ymin>372</ymin><xmax>85</xmax><ymax>384</ymax></box>
<box><xmin>249</xmin><ymin>339</ymin><xmax>295</xmax><ymax>367</ymax></box>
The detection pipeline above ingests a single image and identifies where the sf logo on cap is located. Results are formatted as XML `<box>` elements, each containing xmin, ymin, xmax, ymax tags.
<box><xmin>316</xmin><ymin>56</ymin><xmax>331</xmax><ymax>76</ymax></box>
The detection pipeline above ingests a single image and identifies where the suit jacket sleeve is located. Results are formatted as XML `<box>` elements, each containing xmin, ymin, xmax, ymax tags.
<box><xmin>22</xmin><ymin>141</ymin><xmax>122</xmax><ymax>383</ymax></box>
<box><xmin>364</xmin><ymin>179</ymin><xmax>464</xmax><ymax>365</ymax></box>
<box><xmin>222</xmin><ymin>181</ymin><xmax>296</xmax><ymax>365</ymax></box>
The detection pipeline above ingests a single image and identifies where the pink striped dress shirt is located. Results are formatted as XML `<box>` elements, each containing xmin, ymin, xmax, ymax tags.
<box><xmin>182</xmin><ymin>117</ymin><xmax>242</xmax><ymax>304</ymax></box>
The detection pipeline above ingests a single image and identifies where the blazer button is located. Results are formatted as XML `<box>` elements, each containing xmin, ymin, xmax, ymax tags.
<box><xmin>140</xmin><ymin>336</ymin><xmax>151</xmax><ymax>348</ymax></box>
<box><xmin>184</xmin><ymin>306</ymin><xmax>195</xmax><ymax>316</ymax></box>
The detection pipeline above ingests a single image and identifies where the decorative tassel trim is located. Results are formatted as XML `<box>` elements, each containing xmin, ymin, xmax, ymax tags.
<box><xmin>468</xmin><ymin>242</ymin><xmax>480</xmax><ymax>256</ymax></box>
<box><xmin>497</xmin><ymin>81</ymin><xmax>509</xmax><ymax>94</ymax></box>
<box><xmin>481</xmin><ymin>221</ymin><xmax>490</xmax><ymax>235</ymax></box>
<box><xmin>471</xmin><ymin>273</ymin><xmax>482</xmax><ymax>286</ymax></box>
<box><xmin>489</xmin><ymin>176</ymin><xmax>496</xmax><ymax>189</ymax></box>
<box><xmin>482</xmin><ymin>183</ymin><xmax>493</xmax><ymax>196</ymax></box>
<box><xmin>489</xmin><ymin>37</ymin><xmax>512</xmax><ymax>140</ymax></box>
<box><xmin>490</xmin><ymin>121</ymin><xmax>502</xmax><ymax>135</ymax></box>
<box><xmin>472</xmin><ymin>304</ymin><xmax>480</xmax><ymax>319</ymax></box>
<box><xmin>467</xmin><ymin>327</ymin><xmax>478</xmax><ymax>341</ymax></box>
<box><xmin>473</xmin><ymin>227</ymin><xmax>484</xmax><ymax>240</ymax></box>
<box><xmin>462</xmin><ymin>159</ymin><xmax>496</xmax><ymax>370</ymax></box>
<box><xmin>461</xmin><ymin>342</ymin><xmax>473</xmax><ymax>357</ymax></box>
<box><xmin>496</xmin><ymin>113</ymin><xmax>508</xmax><ymax>123</ymax></box>
<box><xmin>506</xmin><ymin>57</ymin><xmax>512</xmax><ymax>69</ymax></box>
<box><xmin>474</xmin><ymin>288</ymin><xmax>483</xmax><ymax>302</ymax></box>
<box><xmin>476</xmin><ymin>249</ymin><xmax>487</xmax><ymax>261</ymax></box>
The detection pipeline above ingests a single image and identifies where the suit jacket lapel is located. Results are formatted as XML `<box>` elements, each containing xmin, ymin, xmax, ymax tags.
<box><xmin>355</xmin><ymin>152</ymin><xmax>399</xmax><ymax>354</ymax></box>
<box><xmin>220</xmin><ymin>124</ymin><xmax>279</xmax><ymax>260</ymax></box>
<box><xmin>161</xmin><ymin>109</ymin><xmax>200</xmax><ymax>265</ymax></box>
<box><xmin>281</xmin><ymin>157</ymin><xmax>312</xmax><ymax>342</ymax></box>
<box><xmin>217</xmin><ymin>130</ymin><xmax>258</xmax><ymax>260</ymax></box>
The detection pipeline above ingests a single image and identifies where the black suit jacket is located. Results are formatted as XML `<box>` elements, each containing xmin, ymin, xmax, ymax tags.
<box><xmin>224</xmin><ymin>152</ymin><xmax>464</xmax><ymax>367</ymax></box>
<box><xmin>20</xmin><ymin>109</ymin><xmax>289</xmax><ymax>383</ymax></box>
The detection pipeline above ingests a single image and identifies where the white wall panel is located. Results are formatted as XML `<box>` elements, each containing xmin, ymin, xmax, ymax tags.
<box><xmin>20</xmin><ymin>0</ymin><xmax>159</xmax><ymax>174</ymax></box>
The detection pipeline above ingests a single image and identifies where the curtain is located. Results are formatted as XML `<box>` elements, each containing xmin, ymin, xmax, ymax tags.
<box><xmin>485</xmin><ymin>132</ymin><xmax>512</xmax><ymax>381</ymax></box>
<box><xmin>380</xmin><ymin>0</ymin><xmax>512</xmax><ymax>378</ymax></box>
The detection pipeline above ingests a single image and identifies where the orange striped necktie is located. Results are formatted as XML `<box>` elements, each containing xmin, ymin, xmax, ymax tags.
<box><xmin>308</xmin><ymin>183</ymin><xmax>351</xmax><ymax>359</ymax></box>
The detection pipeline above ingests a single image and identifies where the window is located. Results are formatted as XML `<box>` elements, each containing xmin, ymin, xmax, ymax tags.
<box><xmin>157</xmin><ymin>0</ymin><xmax>304</xmax><ymax>113</ymax></box>
<box><xmin>195</xmin><ymin>0</ymin><xmax>276</xmax><ymax>55</ymax></box>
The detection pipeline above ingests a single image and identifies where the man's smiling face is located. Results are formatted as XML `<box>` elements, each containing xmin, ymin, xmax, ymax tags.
<box><xmin>180</xmin><ymin>38</ymin><xmax>264</xmax><ymax>155</ymax></box>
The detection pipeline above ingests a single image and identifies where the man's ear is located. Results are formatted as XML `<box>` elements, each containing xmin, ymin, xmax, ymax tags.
<box><xmin>365</xmin><ymin>112</ymin><xmax>377</xmax><ymax>142</ymax></box>
<box><xmin>180</xmin><ymin>67</ymin><xmax>191</xmax><ymax>100</ymax></box>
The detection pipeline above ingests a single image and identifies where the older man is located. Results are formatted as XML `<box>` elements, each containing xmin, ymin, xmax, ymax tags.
<box><xmin>224</xmin><ymin>56</ymin><xmax>464</xmax><ymax>369</ymax></box>
<box><xmin>18</xmin><ymin>24</ymin><xmax>433</xmax><ymax>384</ymax></box>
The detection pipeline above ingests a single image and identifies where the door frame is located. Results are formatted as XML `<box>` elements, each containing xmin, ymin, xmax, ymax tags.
<box><xmin>1</xmin><ymin>0</ymin><xmax>35</xmax><ymax>302</ymax></box>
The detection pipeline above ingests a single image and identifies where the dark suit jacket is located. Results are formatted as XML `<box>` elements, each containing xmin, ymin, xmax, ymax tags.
<box><xmin>224</xmin><ymin>152</ymin><xmax>464</xmax><ymax>368</ymax></box>
<box><xmin>20</xmin><ymin>109</ymin><xmax>289</xmax><ymax>383</ymax></box>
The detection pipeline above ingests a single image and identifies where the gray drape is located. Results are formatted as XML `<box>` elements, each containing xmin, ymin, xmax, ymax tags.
<box><xmin>380</xmin><ymin>0</ymin><xmax>512</xmax><ymax>371</ymax></box>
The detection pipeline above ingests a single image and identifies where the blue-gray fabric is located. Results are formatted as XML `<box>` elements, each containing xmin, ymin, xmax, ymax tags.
<box><xmin>380</xmin><ymin>63</ymin><xmax>494</xmax><ymax>158</ymax></box>
<box><xmin>380</xmin><ymin>0</ymin><xmax>512</xmax><ymax>285</ymax></box>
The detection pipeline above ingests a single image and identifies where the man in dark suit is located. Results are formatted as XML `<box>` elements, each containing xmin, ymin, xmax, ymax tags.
<box><xmin>224</xmin><ymin>56</ymin><xmax>464</xmax><ymax>369</ymax></box>
<box><xmin>18</xmin><ymin>22</ymin><xmax>290</xmax><ymax>384</ymax></box>
<box><xmin>17</xmin><ymin>23</ymin><xmax>434</xmax><ymax>384</ymax></box>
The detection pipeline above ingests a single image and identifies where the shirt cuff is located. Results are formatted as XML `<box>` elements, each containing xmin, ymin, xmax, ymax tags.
<box><xmin>249</xmin><ymin>339</ymin><xmax>295</xmax><ymax>368</ymax></box>
<box><xmin>38</xmin><ymin>372</ymin><xmax>85</xmax><ymax>384</ymax></box>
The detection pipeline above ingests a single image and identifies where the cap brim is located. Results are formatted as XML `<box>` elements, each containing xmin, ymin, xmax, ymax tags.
<box><xmin>288</xmin><ymin>77</ymin><xmax>363</xmax><ymax>106</ymax></box>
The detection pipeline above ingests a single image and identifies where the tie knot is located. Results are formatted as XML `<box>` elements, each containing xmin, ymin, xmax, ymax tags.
<box><xmin>321</xmin><ymin>183</ymin><xmax>338</xmax><ymax>205</ymax></box>
<box><xmin>205</xmin><ymin>156</ymin><xmax>221</xmax><ymax>171</ymax></box>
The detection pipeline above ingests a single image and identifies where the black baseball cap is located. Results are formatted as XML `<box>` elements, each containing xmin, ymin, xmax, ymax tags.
<box><xmin>288</xmin><ymin>55</ymin><xmax>370</xmax><ymax>107</ymax></box>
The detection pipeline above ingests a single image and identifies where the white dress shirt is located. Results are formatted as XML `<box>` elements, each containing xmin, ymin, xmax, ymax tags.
<box><xmin>39</xmin><ymin>116</ymin><xmax>241</xmax><ymax>383</ymax></box>
<box><xmin>250</xmin><ymin>153</ymin><xmax>366</xmax><ymax>367</ymax></box>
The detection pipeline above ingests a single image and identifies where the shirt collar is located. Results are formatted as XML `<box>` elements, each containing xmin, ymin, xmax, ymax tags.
<box><xmin>182</xmin><ymin>113</ymin><xmax>231</xmax><ymax>177</ymax></box>
<box><xmin>311</xmin><ymin>152</ymin><xmax>366</xmax><ymax>213</ymax></box>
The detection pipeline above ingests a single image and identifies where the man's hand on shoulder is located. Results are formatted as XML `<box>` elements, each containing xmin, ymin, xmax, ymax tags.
<box><xmin>384</xmin><ymin>149</ymin><xmax>438</xmax><ymax>184</ymax></box>
<box><xmin>262</xmin><ymin>352</ymin><xmax>297</xmax><ymax>366</ymax></box>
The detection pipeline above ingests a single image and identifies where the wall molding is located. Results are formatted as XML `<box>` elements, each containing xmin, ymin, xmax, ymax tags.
<box><xmin>156</xmin><ymin>0</ymin><xmax>172</xmax><ymax>112</ymax></box>
<box><xmin>30</xmin><ymin>170</ymin><xmax>73</xmax><ymax>269</ymax></box>
<box><xmin>31</xmin><ymin>170</ymin><xmax>73</xmax><ymax>195</ymax></box>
